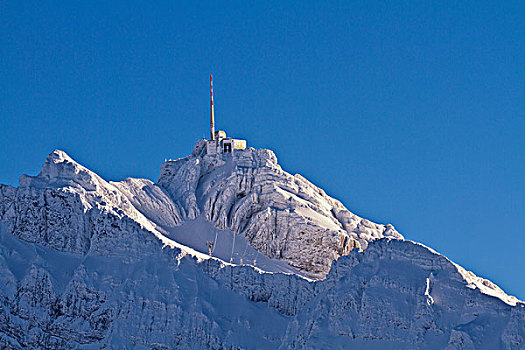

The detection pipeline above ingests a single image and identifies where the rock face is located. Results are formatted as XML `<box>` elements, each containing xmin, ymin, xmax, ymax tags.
<box><xmin>0</xmin><ymin>146</ymin><xmax>523</xmax><ymax>349</ymax></box>
<box><xmin>158</xmin><ymin>141</ymin><xmax>402</xmax><ymax>278</ymax></box>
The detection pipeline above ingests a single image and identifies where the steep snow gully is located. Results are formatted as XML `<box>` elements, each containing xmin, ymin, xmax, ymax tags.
<box><xmin>0</xmin><ymin>143</ymin><xmax>523</xmax><ymax>349</ymax></box>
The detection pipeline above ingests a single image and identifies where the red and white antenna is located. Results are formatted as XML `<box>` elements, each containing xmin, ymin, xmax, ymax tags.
<box><xmin>210</xmin><ymin>74</ymin><xmax>215</xmax><ymax>140</ymax></box>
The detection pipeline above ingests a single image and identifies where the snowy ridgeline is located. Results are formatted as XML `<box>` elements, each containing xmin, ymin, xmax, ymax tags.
<box><xmin>0</xmin><ymin>145</ymin><xmax>523</xmax><ymax>349</ymax></box>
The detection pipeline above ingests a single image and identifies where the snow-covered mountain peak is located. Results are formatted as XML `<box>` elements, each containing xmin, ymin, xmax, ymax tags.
<box><xmin>19</xmin><ymin>149</ymin><xmax>102</xmax><ymax>192</ymax></box>
<box><xmin>46</xmin><ymin>148</ymin><xmax>72</xmax><ymax>162</ymax></box>
<box><xmin>38</xmin><ymin>149</ymin><xmax>83</xmax><ymax>180</ymax></box>
<box><xmin>156</xmin><ymin>141</ymin><xmax>403</xmax><ymax>278</ymax></box>
<box><xmin>0</xmin><ymin>144</ymin><xmax>523</xmax><ymax>349</ymax></box>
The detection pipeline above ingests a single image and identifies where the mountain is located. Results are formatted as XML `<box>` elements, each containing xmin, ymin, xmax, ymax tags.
<box><xmin>0</xmin><ymin>143</ymin><xmax>523</xmax><ymax>349</ymax></box>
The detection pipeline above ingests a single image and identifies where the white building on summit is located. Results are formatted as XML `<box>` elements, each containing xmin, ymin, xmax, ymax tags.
<box><xmin>206</xmin><ymin>75</ymin><xmax>247</xmax><ymax>155</ymax></box>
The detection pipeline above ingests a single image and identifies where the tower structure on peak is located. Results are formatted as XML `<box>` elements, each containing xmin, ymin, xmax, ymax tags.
<box><xmin>206</xmin><ymin>75</ymin><xmax>247</xmax><ymax>154</ymax></box>
<box><xmin>210</xmin><ymin>75</ymin><xmax>215</xmax><ymax>141</ymax></box>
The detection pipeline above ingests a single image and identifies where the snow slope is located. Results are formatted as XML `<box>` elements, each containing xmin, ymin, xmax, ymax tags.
<box><xmin>0</xmin><ymin>145</ymin><xmax>523</xmax><ymax>349</ymax></box>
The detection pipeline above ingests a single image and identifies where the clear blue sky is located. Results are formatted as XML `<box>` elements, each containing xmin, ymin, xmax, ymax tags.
<box><xmin>1</xmin><ymin>1</ymin><xmax>523</xmax><ymax>299</ymax></box>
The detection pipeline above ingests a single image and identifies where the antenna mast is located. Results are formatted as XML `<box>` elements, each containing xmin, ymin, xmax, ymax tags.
<box><xmin>210</xmin><ymin>74</ymin><xmax>215</xmax><ymax>140</ymax></box>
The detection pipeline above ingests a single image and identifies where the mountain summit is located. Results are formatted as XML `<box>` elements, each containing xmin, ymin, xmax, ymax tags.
<box><xmin>0</xmin><ymin>145</ymin><xmax>523</xmax><ymax>349</ymax></box>
<box><xmin>158</xmin><ymin>140</ymin><xmax>402</xmax><ymax>278</ymax></box>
